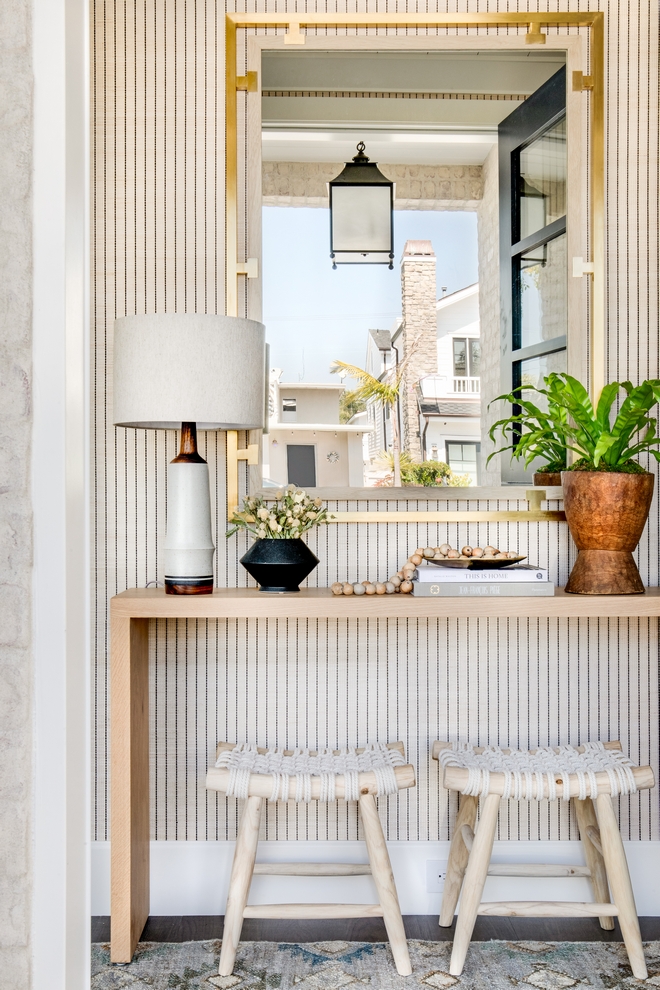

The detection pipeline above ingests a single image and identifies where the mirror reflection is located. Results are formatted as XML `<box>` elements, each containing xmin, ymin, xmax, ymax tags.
<box><xmin>261</xmin><ymin>48</ymin><xmax>568</xmax><ymax>489</ymax></box>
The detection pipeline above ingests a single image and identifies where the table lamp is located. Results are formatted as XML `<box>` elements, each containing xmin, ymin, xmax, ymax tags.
<box><xmin>113</xmin><ymin>314</ymin><xmax>266</xmax><ymax>594</ymax></box>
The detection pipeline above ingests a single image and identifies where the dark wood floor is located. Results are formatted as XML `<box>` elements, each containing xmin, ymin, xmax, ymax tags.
<box><xmin>92</xmin><ymin>915</ymin><xmax>660</xmax><ymax>944</ymax></box>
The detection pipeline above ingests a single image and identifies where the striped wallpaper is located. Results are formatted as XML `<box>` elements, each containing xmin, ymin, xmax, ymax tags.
<box><xmin>91</xmin><ymin>2</ymin><xmax>660</xmax><ymax>847</ymax></box>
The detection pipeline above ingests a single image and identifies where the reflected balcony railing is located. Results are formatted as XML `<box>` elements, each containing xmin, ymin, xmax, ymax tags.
<box><xmin>418</xmin><ymin>375</ymin><xmax>481</xmax><ymax>398</ymax></box>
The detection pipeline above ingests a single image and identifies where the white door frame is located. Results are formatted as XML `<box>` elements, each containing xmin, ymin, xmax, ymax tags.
<box><xmin>32</xmin><ymin>0</ymin><xmax>90</xmax><ymax>986</ymax></box>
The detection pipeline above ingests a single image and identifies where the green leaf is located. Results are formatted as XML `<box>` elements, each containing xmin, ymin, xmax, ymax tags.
<box><xmin>607</xmin><ymin>383</ymin><xmax>659</xmax><ymax>464</ymax></box>
<box><xmin>560</xmin><ymin>374</ymin><xmax>594</xmax><ymax>414</ymax></box>
<box><xmin>592</xmin><ymin>432</ymin><xmax>617</xmax><ymax>466</ymax></box>
<box><xmin>595</xmin><ymin>382</ymin><xmax>620</xmax><ymax>431</ymax></box>
<box><xmin>487</xmin><ymin>371</ymin><xmax>660</xmax><ymax>473</ymax></box>
<box><xmin>619</xmin><ymin>436</ymin><xmax>660</xmax><ymax>461</ymax></box>
<box><xmin>487</xmin><ymin>384</ymin><xmax>539</xmax><ymax>405</ymax></box>
<box><xmin>485</xmin><ymin>443</ymin><xmax>518</xmax><ymax>466</ymax></box>
<box><xmin>540</xmin><ymin>376</ymin><xmax>599</xmax><ymax>452</ymax></box>
<box><xmin>330</xmin><ymin>359</ymin><xmax>401</xmax><ymax>407</ymax></box>
<box><xmin>643</xmin><ymin>418</ymin><xmax>657</xmax><ymax>443</ymax></box>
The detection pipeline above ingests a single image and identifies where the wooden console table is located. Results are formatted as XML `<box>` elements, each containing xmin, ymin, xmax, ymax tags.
<box><xmin>110</xmin><ymin>586</ymin><xmax>660</xmax><ymax>962</ymax></box>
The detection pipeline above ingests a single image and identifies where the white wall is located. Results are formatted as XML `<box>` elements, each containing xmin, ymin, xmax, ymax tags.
<box><xmin>425</xmin><ymin>420</ymin><xmax>481</xmax><ymax>451</ymax></box>
<box><xmin>267</xmin><ymin>431</ymin><xmax>352</xmax><ymax>487</ymax></box>
<box><xmin>90</xmin><ymin>839</ymin><xmax>660</xmax><ymax>917</ymax></box>
<box><xmin>0</xmin><ymin>3</ymin><xmax>34</xmax><ymax>985</ymax></box>
<box><xmin>276</xmin><ymin>386</ymin><xmax>343</xmax><ymax>425</ymax></box>
<box><xmin>436</xmin><ymin>290</ymin><xmax>480</xmax><ymax>339</ymax></box>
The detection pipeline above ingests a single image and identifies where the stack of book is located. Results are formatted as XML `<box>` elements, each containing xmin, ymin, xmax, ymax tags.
<box><xmin>412</xmin><ymin>563</ymin><xmax>554</xmax><ymax>597</ymax></box>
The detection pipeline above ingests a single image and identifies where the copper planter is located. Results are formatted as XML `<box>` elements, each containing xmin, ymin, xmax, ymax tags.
<box><xmin>562</xmin><ymin>470</ymin><xmax>654</xmax><ymax>594</ymax></box>
<box><xmin>533</xmin><ymin>471</ymin><xmax>562</xmax><ymax>487</ymax></box>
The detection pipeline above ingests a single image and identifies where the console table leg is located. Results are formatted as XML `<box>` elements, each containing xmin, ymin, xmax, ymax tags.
<box><xmin>111</xmin><ymin>616</ymin><xmax>150</xmax><ymax>962</ymax></box>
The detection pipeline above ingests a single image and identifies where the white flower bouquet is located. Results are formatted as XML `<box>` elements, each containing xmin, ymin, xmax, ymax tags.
<box><xmin>227</xmin><ymin>486</ymin><xmax>329</xmax><ymax>539</ymax></box>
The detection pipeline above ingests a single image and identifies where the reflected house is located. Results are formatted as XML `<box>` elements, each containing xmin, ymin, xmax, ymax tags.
<box><xmin>364</xmin><ymin>328</ymin><xmax>394</xmax><ymax>463</ymax></box>
<box><xmin>264</xmin><ymin>371</ymin><xmax>373</xmax><ymax>488</ymax></box>
<box><xmin>416</xmin><ymin>282</ymin><xmax>481</xmax><ymax>485</ymax></box>
<box><xmin>364</xmin><ymin>241</ymin><xmax>481</xmax><ymax>485</ymax></box>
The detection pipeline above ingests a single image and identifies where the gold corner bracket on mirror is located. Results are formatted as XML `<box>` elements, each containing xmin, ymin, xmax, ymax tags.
<box><xmin>227</xmin><ymin>430</ymin><xmax>259</xmax><ymax>520</ymax></box>
<box><xmin>225</xmin><ymin>10</ymin><xmax>605</xmax><ymax>402</ymax></box>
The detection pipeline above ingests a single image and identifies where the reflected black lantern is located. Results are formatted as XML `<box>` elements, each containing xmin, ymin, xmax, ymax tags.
<box><xmin>329</xmin><ymin>143</ymin><xmax>394</xmax><ymax>269</ymax></box>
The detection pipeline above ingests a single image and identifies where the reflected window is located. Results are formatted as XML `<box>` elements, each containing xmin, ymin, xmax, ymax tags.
<box><xmin>469</xmin><ymin>339</ymin><xmax>481</xmax><ymax>376</ymax></box>
<box><xmin>517</xmin><ymin>116</ymin><xmax>567</xmax><ymax>240</ymax></box>
<box><xmin>513</xmin><ymin>349</ymin><xmax>567</xmax><ymax>406</ymax></box>
<box><xmin>515</xmin><ymin>232</ymin><xmax>567</xmax><ymax>350</ymax></box>
<box><xmin>453</xmin><ymin>339</ymin><xmax>467</xmax><ymax>376</ymax></box>
<box><xmin>446</xmin><ymin>442</ymin><xmax>480</xmax><ymax>485</ymax></box>
<box><xmin>453</xmin><ymin>338</ymin><xmax>480</xmax><ymax>377</ymax></box>
<box><xmin>281</xmin><ymin>397</ymin><xmax>297</xmax><ymax>423</ymax></box>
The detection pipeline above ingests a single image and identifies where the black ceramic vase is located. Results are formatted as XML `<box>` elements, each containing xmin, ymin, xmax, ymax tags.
<box><xmin>240</xmin><ymin>538</ymin><xmax>319</xmax><ymax>592</ymax></box>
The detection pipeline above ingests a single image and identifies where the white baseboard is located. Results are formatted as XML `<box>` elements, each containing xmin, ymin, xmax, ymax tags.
<box><xmin>92</xmin><ymin>840</ymin><xmax>660</xmax><ymax>917</ymax></box>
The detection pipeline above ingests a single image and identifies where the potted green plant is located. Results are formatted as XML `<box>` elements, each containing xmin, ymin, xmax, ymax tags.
<box><xmin>227</xmin><ymin>486</ymin><xmax>328</xmax><ymax>592</ymax></box>
<box><xmin>490</xmin><ymin>373</ymin><xmax>660</xmax><ymax>595</ymax></box>
<box><xmin>487</xmin><ymin>385</ymin><xmax>568</xmax><ymax>485</ymax></box>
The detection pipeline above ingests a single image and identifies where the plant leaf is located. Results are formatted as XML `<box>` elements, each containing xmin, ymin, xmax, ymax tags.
<box><xmin>592</xmin><ymin>432</ymin><xmax>617</xmax><ymax>466</ymax></box>
<box><xmin>607</xmin><ymin>383</ymin><xmax>659</xmax><ymax>464</ymax></box>
<box><xmin>595</xmin><ymin>383</ymin><xmax>620</xmax><ymax>431</ymax></box>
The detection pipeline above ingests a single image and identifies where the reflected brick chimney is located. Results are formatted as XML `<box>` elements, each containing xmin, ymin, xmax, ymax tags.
<box><xmin>400</xmin><ymin>240</ymin><xmax>437</xmax><ymax>462</ymax></box>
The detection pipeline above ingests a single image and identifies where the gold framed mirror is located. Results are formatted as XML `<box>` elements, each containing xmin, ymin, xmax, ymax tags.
<box><xmin>224</xmin><ymin>12</ymin><xmax>603</xmax><ymax>511</ymax></box>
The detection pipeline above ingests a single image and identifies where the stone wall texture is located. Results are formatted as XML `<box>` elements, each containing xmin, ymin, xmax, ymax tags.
<box><xmin>400</xmin><ymin>249</ymin><xmax>438</xmax><ymax>461</ymax></box>
<box><xmin>477</xmin><ymin>144</ymin><xmax>501</xmax><ymax>486</ymax></box>
<box><xmin>0</xmin><ymin>0</ymin><xmax>33</xmax><ymax>986</ymax></box>
<box><xmin>263</xmin><ymin>161</ymin><xmax>482</xmax><ymax>210</ymax></box>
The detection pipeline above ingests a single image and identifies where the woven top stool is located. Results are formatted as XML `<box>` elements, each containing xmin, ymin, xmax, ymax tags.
<box><xmin>432</xmin><ymin>740</ymin><xmax>654</xmax><ymax>980</ymax></box>
<box><xmin>206</xmin><ymin>741</ymin><xmax>416</xmax><ymax>978</ymax></box>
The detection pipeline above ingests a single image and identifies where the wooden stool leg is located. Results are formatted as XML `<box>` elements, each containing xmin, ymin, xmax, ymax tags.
<box><xmin>449</xmin><ymin>793</ymin><xmax>500</xmax><ymax>977</ymax></box>
<box><xmin>595</xmin><ymin>794</ymin><xmax>647</xmax><ymax>980</ymax></box>
<box><xmin>219</xmin><ymin>795</ymin><xmax>263</xmax><ymax>976</ymax></box>
<box><xmin>574</xmin><ymin>797</ymin><xmax>614</xmax><ymax>930</ymax></box>
<box><xmin>359</xmin><ymin>793</ymin><xmax>412</xmax><ymax>977</ymax></box>
<box><xmin>439</xmin><ymin>794</ymin><xmax>478</xmax><ymax>927</ymax></box>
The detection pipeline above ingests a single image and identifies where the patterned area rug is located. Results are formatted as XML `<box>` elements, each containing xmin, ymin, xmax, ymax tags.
<box><xmin>91</xmin><ymin>939</ymin><xmax>660</xmax><ymax>989</ymax></box>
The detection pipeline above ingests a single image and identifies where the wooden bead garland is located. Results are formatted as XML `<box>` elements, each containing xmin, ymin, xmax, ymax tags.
<box><xmin>330</xmin><ymin>544</ymin><xmax>519</xmax><ymax>596</ymax></box>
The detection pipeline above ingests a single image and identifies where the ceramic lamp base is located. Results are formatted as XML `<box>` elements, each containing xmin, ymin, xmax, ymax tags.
<box><xmin>163</xmin><ymin>425</ymin><xmax>216</xmax><ymax>595</ymax></box>
<box><xmin>165</xmin><ymin>576</ymin><xmax>214</xmax><ymax>595</ymax></box>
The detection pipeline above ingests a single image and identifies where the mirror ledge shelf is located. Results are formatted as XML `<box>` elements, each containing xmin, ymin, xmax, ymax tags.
<box><xmin>255</xmin><ymin>485</ymin><xmax>564</xmax><ymax>502</ymax></box>
<box><xmin>253</xmin><ymin>486</ymin><xmax>566</xmax><ymax>522</ymax></box>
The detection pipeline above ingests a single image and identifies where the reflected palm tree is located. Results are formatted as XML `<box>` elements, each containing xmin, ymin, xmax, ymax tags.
<box><xmin>330</xmin><ymin>359</ymin><xmax>404</xmax><ymax>486</ymax></box>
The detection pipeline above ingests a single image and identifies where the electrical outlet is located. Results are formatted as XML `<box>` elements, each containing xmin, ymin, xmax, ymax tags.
<box><xmin>426</xmin><ymin>859</ymin><xmax>448</xmax><ymax>893</ymax></box>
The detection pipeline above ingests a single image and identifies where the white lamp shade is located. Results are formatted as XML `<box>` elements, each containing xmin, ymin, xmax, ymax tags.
<box><xmin>112</xmin><ymin>313</ymin><xmax>266</xmax><ymax>429</ymax></box>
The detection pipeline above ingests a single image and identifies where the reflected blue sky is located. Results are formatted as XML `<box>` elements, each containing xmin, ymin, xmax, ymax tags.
<box><xmin>263</xmin><ymin>206</ymin><xmax>478</xmax><ymax>383</ymax></box>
